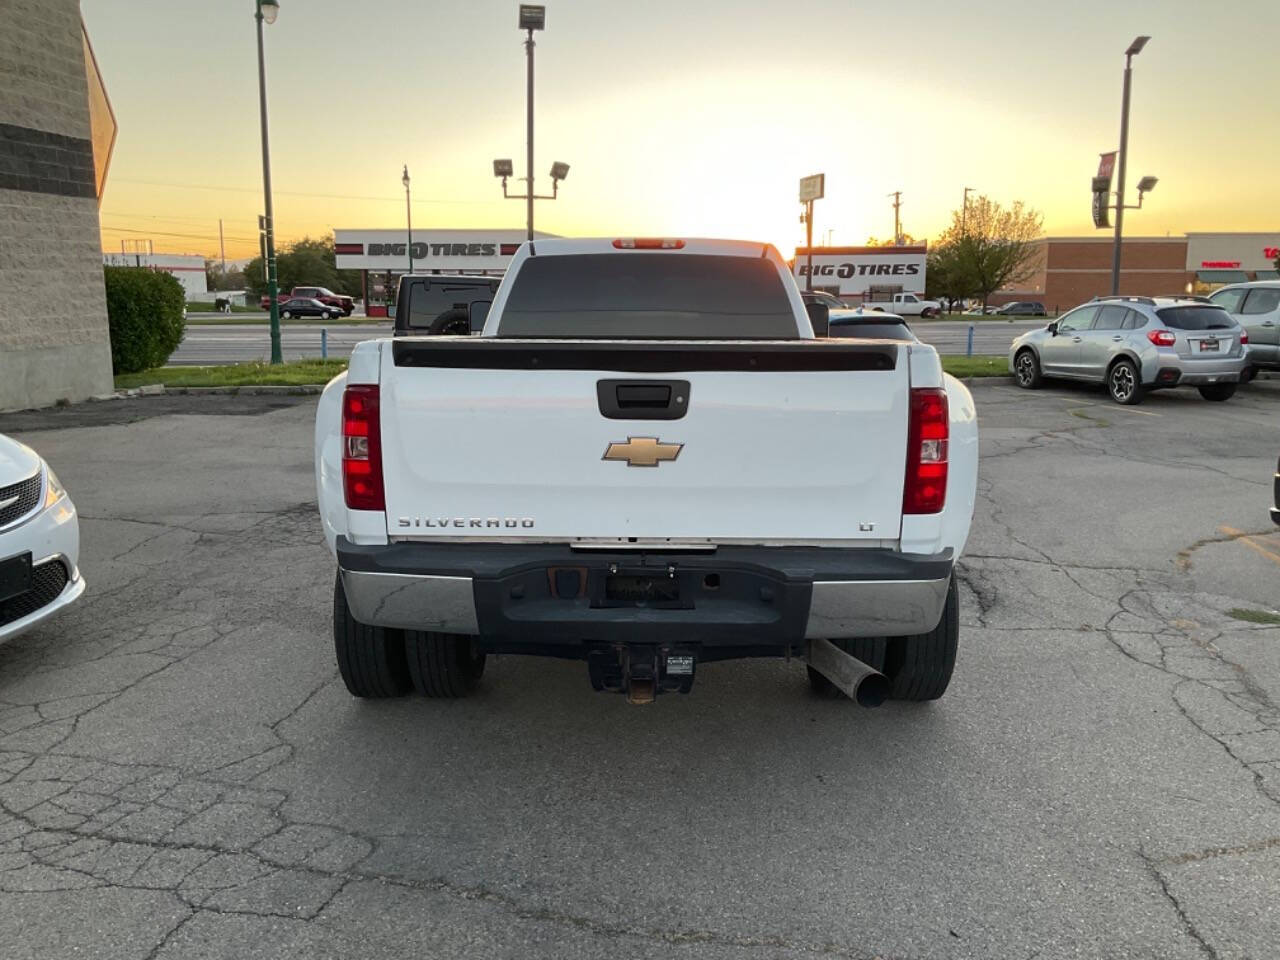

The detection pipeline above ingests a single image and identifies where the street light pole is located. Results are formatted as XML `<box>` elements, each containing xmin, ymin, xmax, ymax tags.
<box><xmin>962</xmin><ymin>186</ymin><xmax>974</xmax><ymax>235</ymax></box>
<box><xmin>254</xmin><ymin>0</ymin><xmax>282</xmax><ymax>365</ymax></box>
<box><xmin>1111</xmin><ymin>35</ymin><xmax>1149</xmax><ymax>296</ymax></box>
<box><xmin>524</xmin><ymin>27</ymin><xmax>535</xmax><ymax>241</ymax></box>
<box><xmin>402</xmin><ymin>165</ymin><xmax>413</xmax><ymax>274</ymax></box>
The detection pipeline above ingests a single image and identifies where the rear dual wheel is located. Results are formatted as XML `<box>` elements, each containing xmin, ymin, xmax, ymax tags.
<box><xmin>807</xmin><ymin>576</ymin><xmax>959</xmax><ymax>702</ymax></box>
<box><xmin>333</xmin><ymin>573</ymin><xmax>483</xmax><ymax>699</ymax></box>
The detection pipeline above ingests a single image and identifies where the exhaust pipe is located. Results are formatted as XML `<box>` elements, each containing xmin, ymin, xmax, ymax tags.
<box><xmin>806</xmin><ymin>638</ymin><xmax>890</xmax><ymax>707</ymax></box>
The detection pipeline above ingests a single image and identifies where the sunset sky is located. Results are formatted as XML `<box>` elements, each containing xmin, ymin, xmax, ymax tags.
<box><xmin>82</xmin><ymin>0</ymin><xmax>1279</xmax><ymax>262</ymax></box>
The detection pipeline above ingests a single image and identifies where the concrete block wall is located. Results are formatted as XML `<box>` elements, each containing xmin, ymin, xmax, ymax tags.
<box><xmin>0</xmin><ymin>0</ymin><xmax>114</xmax><ymax>412</ymax></box>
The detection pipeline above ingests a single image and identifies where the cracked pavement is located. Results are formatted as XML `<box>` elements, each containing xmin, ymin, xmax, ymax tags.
<box><xmin>1</xmin><ymin>383</ymin><xmax>1278</xmax><ymax>959</ymax></box>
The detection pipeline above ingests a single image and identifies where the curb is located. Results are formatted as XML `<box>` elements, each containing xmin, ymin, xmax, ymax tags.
<box><xmin>115</xmin><ymin>385</ymin><xmax>323</xmax><ymax>398</ymax></box>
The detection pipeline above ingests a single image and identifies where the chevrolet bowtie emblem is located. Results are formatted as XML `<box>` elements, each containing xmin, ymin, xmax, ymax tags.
<box><xmin>602</xmin><ymin>436</ymin><xmax>683</xmax><ymax>468</ymax></box>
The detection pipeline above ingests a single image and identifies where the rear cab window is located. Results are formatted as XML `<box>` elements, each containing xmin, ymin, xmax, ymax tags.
<box><xmin>829</xmin><ymin>321</ymin><xmax>913</xmax><ymax>341</ymax></box>
<box><xmin>1210</xmin><ymin>288</ymin><xmax>1247</xmax><ymax>313</ymax></box>
<box><xmin>1156</xmin><ymin>306</ymin><xmax>1236</xmax><ymax>331</ymax></box>
<box><xmin>496</xmin><ymin>254</ymin><xmax>799</xmax><ymax>339</ymax></box>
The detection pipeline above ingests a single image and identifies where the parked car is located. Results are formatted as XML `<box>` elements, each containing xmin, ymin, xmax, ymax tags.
<box><xmin>261</xmin><ymin>287</ymin><xmax>356</xmax><ymax>315</ymax></box>
<box><xmin>1009</xmin><ymin>296</ymin><xmax>1249</xmax><ymax>404</ymax></box>
<box><xmin>1272</xmin><ymin>453</ymin><xmax>1279</xmax><ymax>526</ymax></box>
<box><xmin>995</xmin><ymin>301</ymin><xmax>1047</xmax><ymax>316</ymax></box>
<box><xmin>1207</xmin><ymin>281</ymin><xmax>1280</xmax><ymax>372</ymax></box>
<box><xmin>828</xmin><ymin>309</ymin><xmax>918</xmax><ymax>341</ymax></box>
<box><xmin>1</xmin><ymin>434</ymin><xmax>84</xmax><ymax>644</ymax></box>
<box><xmin>315</xmin><ymin>237</ymin><xmax>978</xmax><ymax>706</ymax></box>
<box><xmin>279</xmin><ymin>298</ymin><xmax>342</xmax><ymax>320</ymax></box>
<box><xmin>862</xmin><ymin>292</ymin><xmax>943</xmax><ymax>318</ymax></box>
<box><xmin>801</xmin><ymin>290</ymin><xmax>848</xmax><ymax>311</ymax></box>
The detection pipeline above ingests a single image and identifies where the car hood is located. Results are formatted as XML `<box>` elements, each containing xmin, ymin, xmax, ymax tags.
<box><xmin>0</xmin><ymin>434</ymin><xmax>41</xmax><ymax>484</ymax></box>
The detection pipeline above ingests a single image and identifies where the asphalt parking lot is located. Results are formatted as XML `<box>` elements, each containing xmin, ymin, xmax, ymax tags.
<box><xmin>2</xmin><ymin>380</ymin><xmax>1278</xmax><ymax>960</ymax></box>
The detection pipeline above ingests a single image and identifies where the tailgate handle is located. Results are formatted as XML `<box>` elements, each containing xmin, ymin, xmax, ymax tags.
<box><xmin>597</xmin><ymin>379</ymin><xmax>690</xmax><ymax>420</ymax></box>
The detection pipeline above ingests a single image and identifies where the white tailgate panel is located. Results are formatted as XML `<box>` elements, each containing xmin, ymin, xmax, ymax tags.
<box><xmin>381</xmin><ymin>366</ymin><xmax>908</xmax><ymax>541</ymax></box>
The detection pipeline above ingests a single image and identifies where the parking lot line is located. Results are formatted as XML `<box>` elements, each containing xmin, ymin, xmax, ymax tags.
<box><xmin>1219</xmin><ymin>525</ymin><xmax>1280</xmax><ymax>567</ymax></box>
<box><xmin>1064</xmin><ymin>401</ymin><xmax>1161</xmax><ymax>417</ymax></box>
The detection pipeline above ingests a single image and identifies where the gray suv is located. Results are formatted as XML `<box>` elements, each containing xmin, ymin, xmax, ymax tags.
<box><xmin>1207</xmin><ymin>282</ymin><xmax>1280</xmax><ymax>372</ymax></box>
<box><xmin>1009</xmin><ymin>296</ymin><xmax>1249</xmax><ymax>404</ymax></box>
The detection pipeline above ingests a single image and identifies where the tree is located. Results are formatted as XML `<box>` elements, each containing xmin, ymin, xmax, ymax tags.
<box><xmin>244</xmin><ymin>236</ymin><xmax>362</xmax><ymax>298</ymax></box>
<box><xmin>935</xmin><ymin>196</ymin><xmax>1043</xmax><ymax>311</ymax></box>
<box><xmin>925</xmin><ymin>244</ymin><xmax>975</xmax><ymax>313</ymax></box>
<box><xmin>865</xmin><ymin>233</ymin><xmax>918</xmax><ymax>247</ymax></box>
<box><xmin>205</xmin><ymin>259</ymin><xmax>246</xmax><ymax>292</ymax></box>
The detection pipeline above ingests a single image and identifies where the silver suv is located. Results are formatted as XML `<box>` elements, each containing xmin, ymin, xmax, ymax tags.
<box><xmin>1008</xmin><ymin>296</ymin><xmax>1249</xmax><ymax>405</ymax></box>
<box><xmin>1207</xmin><ymin>281</ymin><xmax>1280</xmax><ymax>372</ymax></box>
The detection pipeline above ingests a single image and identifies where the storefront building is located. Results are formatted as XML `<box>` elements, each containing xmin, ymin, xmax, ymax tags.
<box><xmin>1002</xmin><ymin>231</ymin><xmax>1280</xmax><ymax>313</ymax></box>
<box><xmin>792</xmin><ymin>245</ymin><xmax>928</xmax><ymax>304</ymax></box>
<box><xmin>333</xmin><ymin>228</ymin><xmax>555</xmax><ymax>316</ymax></box>
<box><xmin>101</xmin><ymin>252</ymin><xmax>207</xmax><ymax>296</ymax></box>
<box><xmin>1185</xmin><ymin>232</ymin><xmax>1280</xmax><ymax>290</ymax></box>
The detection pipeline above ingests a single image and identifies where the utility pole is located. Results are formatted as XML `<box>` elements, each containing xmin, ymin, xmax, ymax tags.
<box><xmin>218</xmin><ymin>219</ymin><xmax>226</xmax><ymax>282</ymax></box>
<box><xmin>961</xmin><ymin>187</ymin><xmax>974</xmax><ymax>235</ymax></box>
<box><xmin>889</xmin><ymin>191</ymin><xmax>903</xmax><ymax>244</ymax></box>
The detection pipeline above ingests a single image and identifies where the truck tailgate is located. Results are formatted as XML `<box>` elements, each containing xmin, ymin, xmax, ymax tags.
<box><xmin>380</xmin><ymin>339</ymin><xmax>910</xmax><ymax>543</ymax></box>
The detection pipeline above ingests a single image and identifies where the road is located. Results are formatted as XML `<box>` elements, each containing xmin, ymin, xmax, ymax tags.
<box><xmin>2</xmin><ymin>381</ymin><xmax>1278</xmax><ymax>959</ymax></box>
<box><xmin>170</xmin><ymin>318</ymin><xmax>1044</xmax><ymax>364</ymax></box>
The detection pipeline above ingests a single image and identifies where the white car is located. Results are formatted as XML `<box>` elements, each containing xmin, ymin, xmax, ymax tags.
<box><xmin>315</xmin><ymin>238</ymin><xmax>977</xmax><ymax>707</ymax></box>
<box><xmin>0</xmin><ymin>434</ymin><xmax>84</xmax><ymax>644</ymax></box>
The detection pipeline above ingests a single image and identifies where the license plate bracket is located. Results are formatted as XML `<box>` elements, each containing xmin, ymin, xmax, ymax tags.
<box><xmin>0</xmin><ymin>553</ymin><xmax>33</xmax><ymax>604</ymax></box>
<box><xmin>604</xmin><ymin>573</ymin><xmax>681</xmax><ymax>604</ymax></box>
<box><xmin>1198</xmin><ymin>338</ymin><xmax>1220</xmax><ymax>352</ymax></box>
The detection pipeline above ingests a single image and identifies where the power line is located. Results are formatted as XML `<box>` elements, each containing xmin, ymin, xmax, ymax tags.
<box><xmin>113</xmin><ymin>177</ymin><xmax>492</xmax><ymax>205</ymax></box>
<box><xmin>99</xmin><ymin>224</ymin><xmax>258</xmax><ymax>243</ymax></box>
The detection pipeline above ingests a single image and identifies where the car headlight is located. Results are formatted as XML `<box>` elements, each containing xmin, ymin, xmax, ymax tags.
<box><xmin>43</xmin><ymin>464</ymin><xmax>66</xmax><ymax>509</ymax></box>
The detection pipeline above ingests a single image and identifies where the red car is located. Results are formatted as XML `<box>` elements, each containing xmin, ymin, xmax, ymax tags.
<box><xmin>260</xmin><ymin>286</ymin><xmax>355</xmax><ymax>316</ymax></box>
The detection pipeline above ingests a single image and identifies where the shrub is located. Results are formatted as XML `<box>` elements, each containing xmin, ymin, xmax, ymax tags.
<box><xmin>103</xmin><ymin>266</ymin><xmax>186</xmax><ymax>374</ymax></box>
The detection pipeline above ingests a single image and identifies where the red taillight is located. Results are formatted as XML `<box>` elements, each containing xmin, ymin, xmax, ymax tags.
<box><xmin>612</xmin><ymin>238</ymin><xmax>685</xmax><ymax>249</ymax></box>
<box><xmin>1240</xmin><ymin>328</ymin><xmax>1249</xmax><ymax>345</ymax></box>
<box><xmin>903</xmin><ymin>388</ymin><xmax>948</xmax><ymax>515</ymax></box>
<box><xmin>1147</xmin><ymin>329</ymin><xmax>1176</xmax><ymax>347</ymax></box>
<box><xmin>342</xmin><ymin>384</ymin><xmax>384</xmax><ymax>511</ymax></box>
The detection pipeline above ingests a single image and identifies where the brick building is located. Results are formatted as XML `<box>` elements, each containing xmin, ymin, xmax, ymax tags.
<box><xmin>0</xmin><ymin>0</ymin><xmax>115</xmax><ymax>411</ymax></box>
<box><xmin>996</xmin><ymin>233</ymin><xmax>1280</xmax><ymax>313</ymax></box>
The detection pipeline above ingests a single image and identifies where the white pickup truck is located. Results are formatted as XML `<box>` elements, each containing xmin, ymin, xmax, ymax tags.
<box><xmin>315</xmin><ymin>238</ymin><xmax>977</xmax><ymax>706</ymax></box>
<box><xmin>864</xmin><ymin>292</ymin><xmax>943</xmax><ymax>318</ymax></box>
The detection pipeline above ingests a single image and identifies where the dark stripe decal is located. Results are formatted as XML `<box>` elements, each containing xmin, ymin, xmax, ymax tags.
<box><xmin>500</xmin><ymin>243</ymin><xmax>520</xmax><ymax>256</ymax></box>
<box><xmin>334</xmin><ymin>243</ymin><xmax>364</xmax><ymax>255</ymax></box>
<box><xmin>392</xmin><ymin>340</ymin><xmax>897</xmax><ymax>372</ymax></box>
<box><xmin>0</xmin><ymin>122</ymin><xmax>96</xmax><ymax>199</ymax></box>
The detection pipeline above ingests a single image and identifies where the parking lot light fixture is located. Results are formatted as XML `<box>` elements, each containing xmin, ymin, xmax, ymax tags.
<box><xmin>254</xmin><ymin>0</ymin><xmax>282</xmax><ymax>364</ymax></box>
<box><xmin>1110</xmin><ymin>35</ymin><xmax>1152</xmax><ymax>296</ymax></box>
<box><xmin>493</xmin><ymin>6</ymin><xmax>567</xmax><ymax>241</ymax></box>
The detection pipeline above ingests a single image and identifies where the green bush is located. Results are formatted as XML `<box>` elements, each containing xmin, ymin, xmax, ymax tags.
<box><xmin>103</xmin><ymin>266</ymin><xmax>187</xmax><ymax>374</ymax></box>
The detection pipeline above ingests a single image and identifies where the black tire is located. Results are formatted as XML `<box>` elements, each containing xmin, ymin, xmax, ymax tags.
<box><xmin>1198</xmin><ymin>383</ymin><xmax>1237</xmax><ymax>402</ymax></box>
<box><xmin>427</xmin><ymin>308</ymin><xmax>471</xmax><ymax>336</ymax></box>
<box><xmin>333</xmin><ymin>572</ymin><xmax>412</xmax><ymax>698</ymax></box>
<box><xmin>1107</xmin><ymin>358</ymin><xmax>1144</xmax><ymax>405</ymax></box>
<box><xmin>806</xmin><ymin>577</ymin><xmax>959</xmax><ymax>702</ymax></box>
<box><xmin>1014</xmin><ymin>349</ymin><xmax>1042</xmax><ymax>389</ymax></box>
<box><xmin>405</xmin><ymin>630</ymin><xmax>485</xmax><ymax>697</ymax></box>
